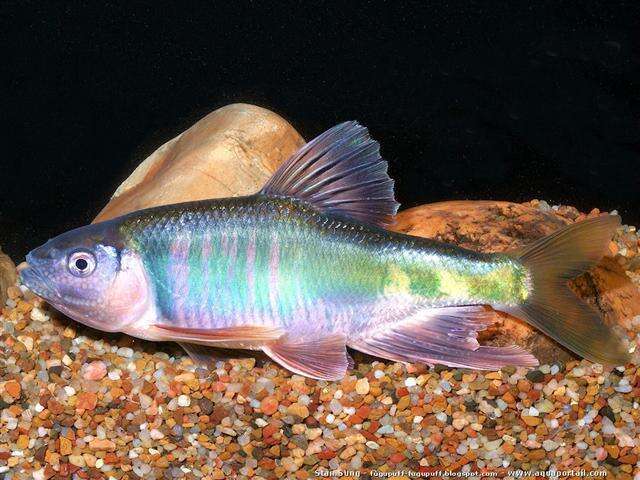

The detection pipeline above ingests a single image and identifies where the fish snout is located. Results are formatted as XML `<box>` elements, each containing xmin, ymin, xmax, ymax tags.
<box><xmin>18</xmin><ymin>261</ymin><xmax>59</xmax><ymax>301</ymax></box>
<box><xmin>26</xmin><ymin>244</ymin><xmax>62</xmax><ymax>263</ymax></box>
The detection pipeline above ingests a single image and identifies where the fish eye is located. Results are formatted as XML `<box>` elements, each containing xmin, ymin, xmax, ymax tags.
<box><xmin>67</xmin><ymin>250</ymin><xmax>96</xmax><ymax>277</ymax></box>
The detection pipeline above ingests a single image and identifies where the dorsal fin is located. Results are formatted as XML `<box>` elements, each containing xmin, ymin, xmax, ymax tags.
<box><xmin>260</xmin><ymin>121</ymin><xmax>400</xmax><ymax>227</ymax></box>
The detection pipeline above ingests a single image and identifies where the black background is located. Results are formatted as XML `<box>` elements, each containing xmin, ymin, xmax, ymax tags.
<box><xmin>2</xmin><ymin>1</ymin><xmax>639</xmax><ymax>260</ymax></box>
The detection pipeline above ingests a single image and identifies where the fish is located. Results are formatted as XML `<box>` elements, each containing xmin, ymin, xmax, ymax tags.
<box><xmin>19</xmin><ymin>122</ymin><xmax>630</xmax><ymax>380</ymax></box>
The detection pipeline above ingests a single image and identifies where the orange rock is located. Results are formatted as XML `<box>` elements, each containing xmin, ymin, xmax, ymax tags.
<box><xmin>502</xmin><ymin>442</ymin><xmax>514</xmax><ymax>454</ymax></box>
<box><xmin>604</xmin><ymin>444</ymin><xmax>620</xmax><ymax>459</ymax></box>
<box><xmin>317</xmin><ymin>449</ymin><xmax>336</xmax><ymax>460</ymax></box>
<box><xmin>529</xmin><ymin>449</ymin><xmax>547</xmax><ymax>461</ymax></box>
<box><xmin>59</xmin><ymin>436</ymin><xmax>73</xmax><ymax>456</ymax></box>
<box><xmin>521</xmin><ymin>415</ymin><xmax>541</xmax><ymax>426</ymax></box>
<box><xmin>287</xmin><ymin>402</ymin><xmax>309</xmax><ymax>418</ymax></box>
<box><xmin>88</xmin><ymin>439</ymin><xmax>116</xmax><ymax>451</ymax></box>
<box><xmin>389</xmin><ymin>452</ymin><xmax>406</xmax><ymax>463</ymax></box>
<box><xmin>356</xmin><ymin>405</ymin><xmax>372</xmax><ymax>419</ymax></box>
<box><xmin>502</xmin><ymin>391</ymin><xmax>516</xmax><ymax>404</ymax></box>
<box><xmin>16</xmin><ymin>434</ymin><xmax>29</xmax><ymax>450</ymax></box>
<box><xmin>76</xmin><ymin>392</ymin><xmax>97</xmax><ymax>411</ymax></box>
<box><xmin>103</xmin><ymin>453</ymin><xmax>120</xmax><ymax>464</ymax></box>
<box><xmin>83</xmin><ymin>361</ymin><xmax>107</xmax><ymax>381</ymax></box>
<box><xmin>396</xmin><ymin>395</ymin><xmax>411</xmax><ymax>411</ymax></box>
<box><xmin>260</xmin><ymin>396</ymin><xmax>279</xmax><ymax>415</ymax></box>
<box><xmin>4</xmin><ymin>380</ymin><xmax>21</xmax><ymax>398</ymax></box>
<box><xmin>620</xmin><ymin>454</ymin><xmax>638</xmax><ymax>464</ymax></box>
<box><xmin>262</xmin><ymin>424</ymin><xmax>278</xmax><ymax>438</ymax></box>
<box><xmin>295</xmin><ymin>470</ymin><xmax>310</xmax><ymax>480</ymax></box>
<box><xmin>47</xmin><ymin>399</ymin><xmax>65</xmax><ymax>415</ymax></box>
<box><xmin>517</xmin><ymin>379</ymin><xmax>532</xmax><ymax>393</ymax></box>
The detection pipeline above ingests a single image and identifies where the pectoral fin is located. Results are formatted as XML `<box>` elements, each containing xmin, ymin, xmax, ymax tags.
<box><xmin>262</xmin><ymin>333</ymin><xmax>350</xmax><ymax>381</ymax></box>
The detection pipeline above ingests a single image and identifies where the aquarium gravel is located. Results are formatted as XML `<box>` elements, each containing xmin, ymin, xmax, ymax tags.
<box><xmin>1</xmin><ymin>202</ymin><xmax>640</xmax><ymax>480</ymax></box>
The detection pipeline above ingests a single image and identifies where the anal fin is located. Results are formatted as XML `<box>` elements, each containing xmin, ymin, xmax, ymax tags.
<box><xmin>178</xmin><ymin>342</ymin><xmax>219</xmax><ymax>369</ymax></box>
<box><xmin>351</xmin><ymin>306</ymin><xmax>539</xmax><ymax>370</ymax></box>
<box><xmin>262</xmin><ymin>333</ymin><xmax>350</xmax><ymax>381</ymax></box>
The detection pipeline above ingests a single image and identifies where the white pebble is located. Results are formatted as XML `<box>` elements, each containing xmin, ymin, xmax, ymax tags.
<box><xmin>614</xmin><ymin>382</ymin><xmax>632</xmax><ymax>393</ymax></box>
<box><xmin>32</xmin><ymin>468</ymin><xmax>45</xmax><ymax>479</ymax></box>
<box><xmin>485</xmin><ymin>439</ymin><xmax>502</xmax><ymax>451</ymax></box>
<box><xmin>64</xmin><ymin>386</ymin><xmax>76</xmax><ymax>396</ymax></box>
<box><xmin>376</xmin><ymin>424</ymin><xmax>393</xmax><ymax>435</ymax></box>
<box><xmin>149</xmin><ymin>429</ymin><xmax>164</xmax><ymax>440</ymax></box>
<box><xmin>238</xmin><ymin>433</ymin><xmax>250</xmax><ymax>446</ymax></box>
<box><xmin>30</xmin><ymin>307</ymin><xmax>49</xmax><ymax>322</ymax></box>
<box><xmin>571</xmin><ymin>367</ymin><xmax>585</xmax><ymax>377</ymax></box>
<box><xmin>601</xmin><ymin>416</ymin><xmax>616</xmax><ymax>435</ymax></box>
<box><xmin>177</xmin><ymin>394</ymin><xmax>191</xmax><ymax>407</ymax></box>
<box><xmin>117</xmin><ymin>347</ymin><xmax>134</xmax><ymax>358</ymax></box>
<box><xmin>108</xmin><ymin>370</ymin><xmax>121</xmax><ymax>381</ymax></box>
<box><xmin>404</xmin><ymin>377</ymin><xmax>417</xmax><ymax>387</ymax></box>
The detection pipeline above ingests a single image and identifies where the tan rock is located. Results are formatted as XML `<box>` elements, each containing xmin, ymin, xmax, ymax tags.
<box><xmin>521</xmin><ymin>415</ymin><xmax>542</xmax><ymax>427</ymax></box>
<box><xmin>59</xmin><ymin>436</ymin><xmax>73</xmax><ymax>456</ymax></box>
<box><xmin>355</xmin><ymin>378</ymin><xmax>370</xmax><ymax>395</ymax></box>
<box><xmin>88</xmin><ymin>438</ymin><xmax>116</xmax><ymax>451</ymax></box>
<box><xmin>287</xmin><ymin>403</ymin><xmax>309</xmax><ymax>419</ymax></box>
<box><xmin>94</xmin><ymin>103</ymin><xmax>304</xmax><ymax>222</ymax></box>
<box><xmin>0</xmin><ymin>247</ymin><xmax>16</xmax><ymax>305</ymax></box>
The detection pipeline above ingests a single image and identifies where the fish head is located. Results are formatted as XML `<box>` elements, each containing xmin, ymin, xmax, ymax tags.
<box><xmin>19</xmin><ymin>221</ymin><xmax>153</xmax><ymax>332</ymax></box>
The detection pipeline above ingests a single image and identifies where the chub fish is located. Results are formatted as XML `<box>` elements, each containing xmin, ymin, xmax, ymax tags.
<box><xmin>19</xmin><ymin>122</ymin><xmax>630</xmax><ymax>379</ymax></box>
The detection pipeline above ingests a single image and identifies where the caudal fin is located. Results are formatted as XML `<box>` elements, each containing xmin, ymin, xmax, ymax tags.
<box><xmin>509</xmin><ymin>215</ymin><xmax>630</xmax><ymax>365</ymax></box>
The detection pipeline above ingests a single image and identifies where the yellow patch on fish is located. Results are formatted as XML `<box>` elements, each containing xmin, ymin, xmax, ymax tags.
<box><xmin>438</xmin><ymin>270</ymin><xmax>469</xmax><ymax>298</ymax></box>
<box><xmin>383</xmin><ymin>264</ymin><xmax>411</xmax><ymax>295</ymax></box>
<box><xmin>479</xmin><ymin>264</ymin><xmax>531</xmax><ymax>303</ymax></box>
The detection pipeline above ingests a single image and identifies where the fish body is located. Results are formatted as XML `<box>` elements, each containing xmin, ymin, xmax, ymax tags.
<box><xmin>20</xmin><ymin>122</ymin><xmax>630</xmax><ymax>379</ymax></box>
<box><xmin>116</xmin><ymin>195</ymin><xmax>527</xmax><ymax>340</ymax></box>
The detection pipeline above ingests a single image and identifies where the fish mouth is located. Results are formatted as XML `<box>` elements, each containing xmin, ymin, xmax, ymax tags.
<box><xmin>18</xmin><ymin>262</ymin><xmax>61</xmax><ymax>303</ymax></box>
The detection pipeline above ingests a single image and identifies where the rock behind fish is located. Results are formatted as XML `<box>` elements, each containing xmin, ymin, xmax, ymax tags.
<box><xmin>0</xmin><ymin>246</ymin><xmax>17</xmax><ymax>305</ymax></box>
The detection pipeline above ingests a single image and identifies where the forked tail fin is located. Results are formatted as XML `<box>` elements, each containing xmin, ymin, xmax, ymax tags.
<box><xmin>508</xmin><ymin>215</ymin><xmax>630</xmax><ymax>365</ymax></box>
